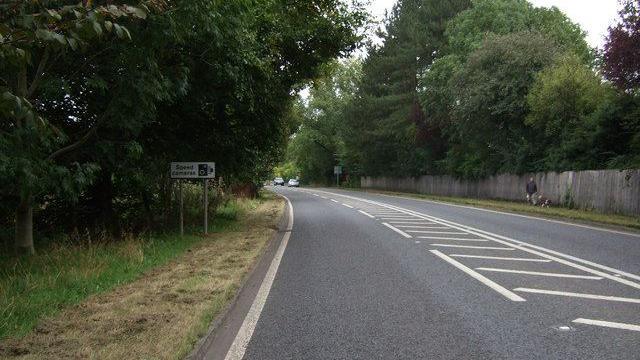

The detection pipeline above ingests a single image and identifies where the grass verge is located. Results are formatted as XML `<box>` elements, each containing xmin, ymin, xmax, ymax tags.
<box><xmin>350</xmin><ymin>188</ymin><xmax>640</xmax><ymax>231</ymax></box>
<box><xmin>0</xmin><ymin>192</ymin><xmax>284</xmax><ymax>359</ymax></box>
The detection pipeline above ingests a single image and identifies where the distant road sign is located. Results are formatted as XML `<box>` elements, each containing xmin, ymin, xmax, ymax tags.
<box><xmin>334</xmin><ymin>166</ymin><xmax>342</xmax><ymax>175</ymax></box>
<box><xmin>171</xmin><ymin>162</ymin><xmax>215</xmax><ymax>179</ymax></box>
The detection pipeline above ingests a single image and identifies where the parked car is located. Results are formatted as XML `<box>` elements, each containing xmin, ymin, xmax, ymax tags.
<box><xmin>273</xmin><ymin>177</ymin><xmax>285</xmax><ymax>186</ymax></box>
<box><xmin>287</xmin><ymin>178</ymin><xmax>299</xmax><ymax>187</ymax></box>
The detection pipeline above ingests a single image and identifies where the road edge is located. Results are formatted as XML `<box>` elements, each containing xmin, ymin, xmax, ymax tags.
<box><xmin>186</xmin><ymin>193</ymin><xmax>291</xmax><ymax>360</ymax></box>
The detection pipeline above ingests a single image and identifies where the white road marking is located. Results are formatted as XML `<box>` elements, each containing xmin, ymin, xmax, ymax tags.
<box><xmin>417</xmin><ymin>237</ymin><xmax>488</xmax><ymax>242</ymax></box>
<box><xmin>330</xmin><ymin>199</ymin><xmax>339</xmax><ymax>203</ymax></box>
<box><xmin>312</xmin><ymin>194</ymin><xmax>319</xmax><ymax>196</ymax></box>
<box><xmin>513</xmin><ymin>288</ymin><xmax>640</xmax><ymax>304</ymax></box>
<box><xmin>309</xmin><ymin>189</ymin><xmax>640</xmax><ymax>290</ymax></box>
<box><xmin>372</xmin><ymin>191</ymin><xmax>640</xmax><ymax>238</ymax></box>
<box><xmin>407</xmin><ymin>230</ymin><xmax>469</xmax><ymax>235</ymax></box>
<box><xmin>389</xmin><ymin>221</ymin><xmax>438</xmax><ymax>225</ymax></box>
<box><xmin>451</xmin><ymin>255</ymin><xmax>551</xmax><ymax>262</ymax></box>
<box><xmin>397</xmin><ymin>225</ymin><xmax>450</xmax><ymax>229</ymax></box>
<box><xmin>225</xmin><ymin>195</ymin><xmax>294</xmax><ymax>360</ymax></box>
<box><xmin>431</xmin><ymin>244</ymin><xmax>515</xmax><ymax>250</ymax></box>
<box><xmin>382</xmin><ymin>222</ymin><xmax>412</xmax><ymax>238</ymax></box>
<box><xmin>320</xmin><ymin>196</ymin><xmax>328</xmax><ymax>199</ymax></box>
<box><xmin>358</xmin><ymin>210</ymin><xmax>375</xmax><ymax>218</ymax></box>
<box><xmin>379</xmin><ymin>217</ymin><xmax>421</xmax><ymax>220</ymax></box>
<box><xmin>430</xmin><ymin>250</ymin><xmax>526</xmax><ymax>302</ymax></box>
<box><xmin>477</xmin><ymin>268</ymin><xmax>602</xmax><ymax>280</ymax></box>
<box><xmin>572</xmin><ymin>318</ymin><xmax>640</xmax><ymax>332</ymax></box>
<box><xmin>342</xmin><ymin>203</ymin><xmax>354</xmax><ymax>208</ymax></box>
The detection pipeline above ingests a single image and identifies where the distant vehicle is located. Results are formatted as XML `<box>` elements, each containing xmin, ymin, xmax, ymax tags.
<box><xmin>287</xmin><ymin>179</ymin><xmax>299</xmax><ymax>187</ymax></box>
<box><xmin>273</xmin><ymin>177</ymin><xmax>285</xmax><ymax>186</ymax></box>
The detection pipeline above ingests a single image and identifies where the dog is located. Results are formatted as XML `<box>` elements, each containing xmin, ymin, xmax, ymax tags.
<box><xmin>537</xmin><ymin>195</ymin><xmax>552</xmax><ymax>208</ymax></box>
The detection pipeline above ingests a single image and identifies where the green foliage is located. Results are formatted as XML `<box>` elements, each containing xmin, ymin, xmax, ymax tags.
<box><xmin>307</xmin><ymin>0</ymin><xmax>639</xmax><ymax>183</ymax></box>
<box><xmin>526</xmin><ymin>53</ymin><xmax>615</xmax><ymax>170</ymax></box>
<box><xmin>286</xmin><ymin>59</ymin><xmax>363</xmax><ymax>184</ymax></box>
<box><xmin>449</xmin><ymin>31</ymin><xmax>558</xmax><ymax>177</ymax></box>
<box><xmin>1</xmin><ymin>0</ymin><xmax>367</xmax><ymax>250</ymax></box>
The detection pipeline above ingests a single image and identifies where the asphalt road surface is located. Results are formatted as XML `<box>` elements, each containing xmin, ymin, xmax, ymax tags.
<box><xmin>224</xmin><ymin>187</ymin><xmax>640</xmax><ymax>359</ymax></box>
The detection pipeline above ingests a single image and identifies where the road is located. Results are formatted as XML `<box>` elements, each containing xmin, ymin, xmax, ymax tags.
<box><xmin>222</xmin><ymin>187</ymin><xmax>640</xmax><ymax>359</ymax></box>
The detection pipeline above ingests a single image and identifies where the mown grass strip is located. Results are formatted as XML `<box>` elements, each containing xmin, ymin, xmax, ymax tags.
<box><xmin>0</xmin><ymin>200</ymin><xmax>243</xmax><ymax>340</ymax></box>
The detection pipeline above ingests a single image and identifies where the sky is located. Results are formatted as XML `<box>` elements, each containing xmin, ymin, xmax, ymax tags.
<box><xmin>367</xmin><ymin>0</ymin><xmax>621</xmax><ymax>48</ymax></box>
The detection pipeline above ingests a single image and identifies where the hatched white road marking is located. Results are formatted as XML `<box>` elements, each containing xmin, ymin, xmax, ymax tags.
<box><xmin>342</xmin><ymin>203</ymin><xmax>354</xmax><ymax>208</ymax></box>
<box><xmin>451</xmin><ymin>254</ymin><xmax>551</xmax><ymax>262</ymax></box>
<box><xmin>397</xmin><ymin>225</ymin><xmax>450</xmax><ymax>229</ymax></box>
<box><xmin>389</xmin><ymin>221</ymin><xmax>438</xmax><ymax>225</ymax></box>
<box><xmin>312</xmin><ymin>194</ymin><xmax>319</xmax><ymax>197</ymax></box>
<box><xmin>330</xmin><ymin>199</ymin><xmax>339</xmax><ymax>203</ymax></box>
<box><xmin>514</xmin><ymin>288</ymin><xmax>640</xmax><ymax>304</ymax></box>
<box><xmin>358</xmin><ymin>210</ymin><xmax>375</xmax><ymax>218</ymax></box>
<box><xmin>417</xmin><ymin>237</ymin><xmax>488</xmax><ymax>242</ymax></box>
<box><xmin>305</xmin><ymin>189</ymin><xmax>640</xmax><ymax>290</ymax></box>
<box><xmin>407</xmin><ymin>230</ymin><xmax>468</xmax><ymax>235</ymax></box>
<box><xmin>477</xmin><ymin>268</ymin><xmax>602</xmax><ymax>280</ymax></box>
<box><xmin>572</xmin><ymin>318</ymin><xmax>640</xmax><ymax>332</ymax></box>
<box><xmin>382</xmin><ymin>223</ymin><xmax>412</xmax><ymax>238</ymax></box>
<box><xmin>431</xmin><ymin>244</ymin><xmax>515</xmax><ymax>251</ymax></box>
<box><xmin>430</xmin><ymin>250</ymin><xmax>526</xmax><ymax>302</ymax></box>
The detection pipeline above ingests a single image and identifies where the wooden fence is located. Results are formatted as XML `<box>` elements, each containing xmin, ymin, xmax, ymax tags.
<box><xmin>361</xmin><ymin>170</ymin><xmax>640</xmax><ymax>216</ymax></box>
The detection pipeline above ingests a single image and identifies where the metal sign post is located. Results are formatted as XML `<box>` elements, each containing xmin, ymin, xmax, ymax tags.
<box><xmin>179</xmin><ymin>180</ymin><xmax>184</xmax><ymax>237</ymax></box>
<box><xmin>170</xmin><ymin>162</ymin><xmax>215</xmax><ymax>235</ymax></box>
<box><xmin>334</xmin><ymin>166</ymin><xmax>342</xmax><ymax>187</ymax></box>
<box><xmin>203</xmin><ymin>178</ymin><xmax>208</xmax><ymax>234</ymax></box>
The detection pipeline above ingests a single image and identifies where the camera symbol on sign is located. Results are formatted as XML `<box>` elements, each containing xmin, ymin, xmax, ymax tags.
<box><xmin>198</xmin><ymin>164</ymin><xmax>208</xmax><ymax>177</ymax></box>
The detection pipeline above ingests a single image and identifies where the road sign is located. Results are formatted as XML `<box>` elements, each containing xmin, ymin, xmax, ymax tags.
<box><xmin>334</xmin><ymin>166</ymin><xmax>342</xmax><ymax>175</ymax></box>
<box><xmin>171</xmin><ymin>162</ymin><xmax>215</xmax><ymax>179</ymax></box>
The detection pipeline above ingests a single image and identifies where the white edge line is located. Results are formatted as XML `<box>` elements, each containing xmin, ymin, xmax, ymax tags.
<box><xmin>342</xmin><ymin>203</ymin><xmax>354</xmax><ymax>208</ymax></box>
<box><xmin>358</xmin><ymin>210</ymin><xmax>375</xmax><ymax>218</ymax></box>
<box><xmin>382</xmin><ymin>222</ymin><xmax>412</xmax><ymax>238</ymax></box>
<box><xmin>224</xmin><ymin>195</ymin><xmax>293</xmax><ymax>360</ymax></box>
<box><xmin>429</xmin><ymin>250</ymin><xmax>526</xmax><ymax>302</ymax></box>
<box><xmin>572</xmin><ymin>318</ymin><xmax>640</xmax><ymax>332</ymax></box>
<box><xmin>476</xmin><ymin>267</ymin><xmax>602</xmax><ymax>280</ymax></box>
<box><xmin>513</xmin><ymin>288</ymin><xmax>640</xmax><ymax>304</ymax></box>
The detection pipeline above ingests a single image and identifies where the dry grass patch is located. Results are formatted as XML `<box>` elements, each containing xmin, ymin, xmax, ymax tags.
<box><xmin>0</xmin><ymin>194</ymin><xmax>284</xmax><ymax>359</ymax></box>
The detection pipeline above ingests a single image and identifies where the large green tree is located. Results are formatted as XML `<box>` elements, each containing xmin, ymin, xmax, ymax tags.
<box><xmin>1</xmin><ymin>0</ymin><xmax>151</xmax><ymax>254</ymax></box>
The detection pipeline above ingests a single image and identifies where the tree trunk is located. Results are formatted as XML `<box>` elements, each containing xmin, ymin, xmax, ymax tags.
<box><xmin>15</xmin><ymin>196</ymin><xmax>35</xmax><ymax>255</ymax></box>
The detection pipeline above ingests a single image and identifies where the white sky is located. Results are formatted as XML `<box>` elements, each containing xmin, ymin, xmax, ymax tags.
<box><xmin>367</xmin><ymin>0</ymin><xmax>621</xmax><ymax>48</ymax></box>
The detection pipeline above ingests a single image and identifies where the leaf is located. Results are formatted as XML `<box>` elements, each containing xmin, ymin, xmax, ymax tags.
<box><xmin>92</xmin><ymin>21</ymin><xmax>103</xmax><ymax>37</ymax></box>
<box><xmin>68</xmin><ymin>37</ymin><xmax>78</xmax><ymax>50</ymax></box>
<box><xmin>104</xmin><ymin>21</ymin><xmax>113</xmax><ymax>32</ymax></box>
<box><xmin>46</xmin><ymin>9</ymin><xmax>62</xmax><ymax>21</ymax></box>
<box><xmin>125</xmin><ymin>5</ymin><xmax>147</xmax><ymax>19</ymax></box>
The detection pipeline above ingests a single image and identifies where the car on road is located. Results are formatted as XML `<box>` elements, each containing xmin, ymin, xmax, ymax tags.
<box><xmin>287</xmin><ymin>179</ymin><xmax>299</xmax><ymax>187</ymax></box>
<box><xmin>273</xmin><ymin>177</ymin><xmax>285</xmax><ymax>186</ymax></box>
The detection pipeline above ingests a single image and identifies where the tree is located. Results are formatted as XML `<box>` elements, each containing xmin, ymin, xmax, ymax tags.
<box><xmin>0</xmin><ymin>0</ymin><xmax>150</xmax><ymax>254</ymax></box>
<box><xmin>526</xmin><ymin>53</ymin><xmax>615</xmax><ymax>170</ymax></box>
<box><xmin>288</xmin><ymin>60</ymin><xmax>362</xmax><ymax>184</ymax></box>
<box><xmin>342</xmin><ymin>0</ymin><xmax>471</xmax><ymax>177</ymax></box>
<box><xmin>603</xmin><ymin>0</ymin><xmax>640</xmax><ymax>92</ymax></box>
<box><xmin>449</xmin><ymin>31</ymin><xmax>559</xmax><ymax>177</ymax></box>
